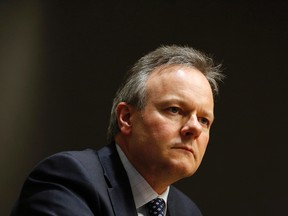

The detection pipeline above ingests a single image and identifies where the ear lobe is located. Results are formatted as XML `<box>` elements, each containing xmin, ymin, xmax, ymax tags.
<box><xmin>116</xmin><ymin>102</ymin><xmax>133</xmax><ymax>135</ymax></box>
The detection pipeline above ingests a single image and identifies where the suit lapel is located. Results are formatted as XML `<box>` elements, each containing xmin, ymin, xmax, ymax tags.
<box><xmin>98</xmin><ymin>143</ymin><xmax>137</xmax><ymax>216</ymax></box>
<box><xmin>167</xmin><ymin>199</ymin><xmax>175</xmax><ymax>216</ymax></box>
<box><xmin>167</xmin><ymin>187</ymin><xmax>177</xmax><ymax>216</ymax></box>
<box><xmin>108</xmin><ymin>186</ymin><xmax>137</xmax><ymax>216</ymax></box>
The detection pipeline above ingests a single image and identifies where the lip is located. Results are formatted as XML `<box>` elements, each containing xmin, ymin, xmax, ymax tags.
<box><xmin>172</xmin><ymin>145</ymin><xmax>195</xmax><ymax>156</ymax></box>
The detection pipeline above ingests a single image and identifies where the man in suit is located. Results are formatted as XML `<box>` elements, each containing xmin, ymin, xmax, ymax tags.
<box><xmin>11</xmin><ymin>45</ymin><xmax>223</xmax><ymax>215</ymax></box>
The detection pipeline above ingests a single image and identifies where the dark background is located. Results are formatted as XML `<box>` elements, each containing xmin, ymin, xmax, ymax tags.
<box><xmin>1</xmin><ymin>0</ymin><xmax>288</xmax><ymax>215</ymax></box>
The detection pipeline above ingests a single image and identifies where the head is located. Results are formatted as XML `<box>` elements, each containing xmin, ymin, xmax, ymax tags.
<box><xmin>107</xmin><ymin>45</ymin><xmax>223</xmax><ymax>142</ymax></box>
<box><xmin>107</xmin><ymin>45</ymin><xmax>223</xmax><ymax>192</ymax></box>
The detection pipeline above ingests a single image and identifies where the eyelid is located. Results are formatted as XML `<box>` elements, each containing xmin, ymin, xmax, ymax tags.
<box><xmin>198</xmin><ymin>117</ymin><xmax>211</xmax><ymax>127</ymax></box>
<box><xmin>165</xmin><ymin>105</ymin><xmax>213</xmax><ymax>126</ymax></box>
<box><xmin>168</xmin><ymin>106</ymin><xmax>181</xmax><ymax>113</ymax></box>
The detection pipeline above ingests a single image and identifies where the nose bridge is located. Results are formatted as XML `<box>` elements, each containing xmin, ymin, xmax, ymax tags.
<box><xmin>181</xmin><ymin>113</ymin><xmax>202</xmax><ymax>137</ymax></box>
<box><xmin>188</xmin><ymin>114</ymin><xmax>201</xmax><ymax>128</ymax></box>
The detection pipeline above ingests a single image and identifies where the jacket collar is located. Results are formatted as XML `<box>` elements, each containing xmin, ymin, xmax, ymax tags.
<box><xmin>97</xmin><ymin>143</ymin><xmax>138</xmax><ymax>216</ymax></box>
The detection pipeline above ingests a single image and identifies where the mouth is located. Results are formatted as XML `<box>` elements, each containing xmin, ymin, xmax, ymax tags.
<box><xmin>172</xmin><ymin>145</ymin><xmax>195</xmax><ymax>157</ymax></box>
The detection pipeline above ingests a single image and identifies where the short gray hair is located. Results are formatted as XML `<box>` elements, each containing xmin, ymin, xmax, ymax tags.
<box><xmin>107</xmin><ymin>45</ymin><xmax>224</xmax><ymax>142</ymax></box>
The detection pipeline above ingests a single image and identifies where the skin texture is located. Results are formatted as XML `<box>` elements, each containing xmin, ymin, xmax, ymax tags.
<box><xmin>115</xmin><ymin>65</ymin><xmax>214</xmax><ymax>194</ymax></box>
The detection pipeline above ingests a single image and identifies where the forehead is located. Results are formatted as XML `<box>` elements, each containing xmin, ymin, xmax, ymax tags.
<box><xmin>145</xmin><ymin>64</ymin><xmax>214</xmax><ymax>108</ymax></box>
<box><xmin>146</xmin><ymin>65</ymin><xmax>212</xmax><ymax>93</ymax></box>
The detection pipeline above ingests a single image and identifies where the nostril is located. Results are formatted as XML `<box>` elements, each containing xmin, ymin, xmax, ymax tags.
<box><xmin>181</xmin><ymin>124</ymin><xmax>202</xmax><ymax>139</ymax></box>
<box><xmin>185</xmin><ymin>131</ymin><xmax>193</xmax><ymax>136</ymax></box>
<box><xmin>180</xmin><ymin>126</ymin><xmax>194</xmax><ymax>137</ymax></box>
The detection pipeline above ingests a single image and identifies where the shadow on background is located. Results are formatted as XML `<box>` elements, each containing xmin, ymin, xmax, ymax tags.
<box><xmin>1</xmin><ymin>0</ymin><xmax>288</xmax><ymax>215</ymax></box>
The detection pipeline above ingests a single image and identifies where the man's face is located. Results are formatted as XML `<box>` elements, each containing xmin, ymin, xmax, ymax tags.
<box><xmin>123</xmin><ymin>65</ymin><xmax>214</xmax><ymax>187</ymax></box>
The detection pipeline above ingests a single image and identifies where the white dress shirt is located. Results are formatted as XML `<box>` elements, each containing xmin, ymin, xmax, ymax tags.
<box><xmin>116</xmin><ymin>144</ymin><xmax>169</xmax><ymax>216</ymax></box>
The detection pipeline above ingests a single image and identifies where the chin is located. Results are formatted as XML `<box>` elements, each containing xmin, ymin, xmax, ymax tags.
<box><xmin>172</xmin><ymin>161</ymin><xmax>197</xmax><ymax>178</ymax></box>
<box><xmin>182</xmin><ymin>167</ymin><xmax>196</xmax><ymax>177</ymax></box>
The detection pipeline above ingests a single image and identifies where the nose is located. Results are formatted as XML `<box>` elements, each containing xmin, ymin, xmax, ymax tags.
<box><xmin>180</xmin><ymin>115</ymin><xmax>202</xmax><ymax>138</ymax></box>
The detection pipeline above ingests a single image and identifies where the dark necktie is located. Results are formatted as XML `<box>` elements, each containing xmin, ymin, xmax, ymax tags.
<box><xmin>146</xmin><ymin>197</ymin><xmax>165</xmax><ymax>216</ymax></box>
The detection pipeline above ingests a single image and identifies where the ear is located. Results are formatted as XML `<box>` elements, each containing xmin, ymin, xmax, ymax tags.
<box><xmin>116</xmin><ymin>102</ymin><xmax>134</xmax><ymax>136</ymax></box>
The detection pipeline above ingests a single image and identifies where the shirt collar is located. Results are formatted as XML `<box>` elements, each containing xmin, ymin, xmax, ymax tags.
<box><xmin>116</xmin><ymin>144</ymin><xmax>170</xmax><ymax>209</ymax></box>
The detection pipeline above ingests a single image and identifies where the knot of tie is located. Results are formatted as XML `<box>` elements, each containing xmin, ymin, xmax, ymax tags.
<box><xmin>146</xmin><ymin>197</ymin><xmax>165</xmax><ymax>216</ymax></box>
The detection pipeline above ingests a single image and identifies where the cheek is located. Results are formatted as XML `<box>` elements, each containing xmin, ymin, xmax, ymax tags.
<box><xmin>149</xmin><ymin>121</ymin><xmax>179</xmax><ymax>140</ymax></box>
<box><xmin>198</xmin><ymin>134</ymin><xmax>210</xmax><ymax>154</ymax></box>
<box><xmin>134</xmin><ymin>111</ymin><xmax>181</xmax><ymax>146</ymax></box>
<box><xmin>201</xmin><ymin>135</ymin><xmax>209</xmax><ymax>145</ymax></box>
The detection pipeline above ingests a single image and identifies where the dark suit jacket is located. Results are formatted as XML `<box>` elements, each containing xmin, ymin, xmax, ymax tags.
<box><xmin>11</xmin><ymin>143</ymin><xmax>202</xmax><ymax>216</ymax></box>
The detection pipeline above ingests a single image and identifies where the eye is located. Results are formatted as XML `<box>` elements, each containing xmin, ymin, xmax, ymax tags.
<box><xmin>198</xmin><ymin>117</ymin><xmax>210</xmax><ymax>127</ymax></box>
<box><xmin>168</xmin><ymin>107</ymin><xmax>181</xmax><ymax>114</ymax></box>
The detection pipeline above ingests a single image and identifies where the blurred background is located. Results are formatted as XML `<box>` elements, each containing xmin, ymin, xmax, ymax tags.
<box><xmin>1</xmin><ymin>0</ymin><xmax>288</xmax><ymax>215</ymax></box>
